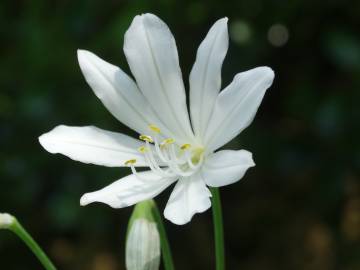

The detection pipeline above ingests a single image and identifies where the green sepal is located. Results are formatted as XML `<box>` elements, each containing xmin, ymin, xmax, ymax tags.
<box><xmin>126</xmin><ymin>199</ymin><xmax>156</xmax><ymax>240</ymax></box>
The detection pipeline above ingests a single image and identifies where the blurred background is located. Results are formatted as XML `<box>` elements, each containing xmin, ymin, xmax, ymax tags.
<box><xmin>1</xmin><ymin>0</ymin><xmax>360</xmax><ymax>269</ymax></box>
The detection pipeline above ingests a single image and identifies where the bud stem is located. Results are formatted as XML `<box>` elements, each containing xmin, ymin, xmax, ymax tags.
<box><xmin>210</xmin><ymin>187</ymin><xmax>225</xmax><ymax>270</ymax></box>
<box><xmin>151</xmin><ymin>203</ymin><xmax>175</xmax><ymax>270</ymax></box>
<box><xmin>8</xmin><ymin>216</ymin><xmax>57</xmax><ymax>270</ymax></box>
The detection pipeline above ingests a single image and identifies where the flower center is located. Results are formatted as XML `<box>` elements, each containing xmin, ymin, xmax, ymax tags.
<box><xmin>124</xmin><ymin>124</ymin><xmax>204</xmax><ymax>180</ymax></box>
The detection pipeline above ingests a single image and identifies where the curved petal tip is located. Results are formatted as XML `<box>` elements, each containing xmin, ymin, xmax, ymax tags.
<box><xmin>262</xmin><ymin>66</ymin><xmax>275</xmax><ymax>80</ymax></box>
<box><xmin>164</xmin><ymin>201</ymin><xmax>210</xmax><ymax>225</ymax></box>
<box><xmin>80</xmin><ymin>193</ymin><xmax>93</xmax><ymax>206</ymax></box>
<box><xmin>77</xmin><ymin>48</ymin><xmax>86</xmax><ymax>59</ymax></box>
<box><xmin>77</xmin><ymin>49</ymin><xmax>93</xmax><ymax>67</ymax></box>
<box><xmin>38</xmin><ymin>129</ymin><xmax>56</xmax><ymax>154</ymax></box>
<box><xmin>38</xmin><ymin>133</ymin><xmax>47</xmax><ymax>149</ymax></box>
<box><xmin>219</xmin><ymin>17</ymin><xmax>228</xmax><ymax>23</ymax></box>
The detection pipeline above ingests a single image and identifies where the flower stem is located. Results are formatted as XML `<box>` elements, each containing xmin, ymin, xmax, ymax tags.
<box><xmin>151</xmin><ymin>203</ymin><xmax>175</xmax><ymax>270</ymax></box>
<box><xmin>9</xmin><ymin>217</ymin><xmax>57</xmax><ymax>270</ymax></box>
<box><xmin>210</xmin><ymin>187</ymin><xmax>225</xmax><ymax>270</ymax></box>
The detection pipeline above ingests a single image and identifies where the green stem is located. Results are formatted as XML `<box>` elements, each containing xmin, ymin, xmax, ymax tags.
<box><xmin>9</xmin><ymin>218</ymin><xmax>57</xmax><ymax>270</ymax></box>
<box><xmin>210</xmin><ymin>187</ymin><xmax>225</xmax><ymax>270</ymax></box>
<box><xmin>151</xmin><ymin>204</ymin><xmax>175</xmax><ymax>270</ymax></box>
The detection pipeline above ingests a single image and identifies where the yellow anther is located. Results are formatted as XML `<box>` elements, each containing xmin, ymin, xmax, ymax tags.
<box><xmin>138</xmin><ymin>146</ymin><xmax>149</xmax><ymax>153</ymax></box>
<box><xmin>139</xmin><ymin>134</ymin><xmax>153</xmax><ymax>143</ymax></box>
<box><xmin>124</xmin><ymin>159</ymin><xmax>137</xmax><ymax>166</ymax></box>
<box><xmin>161</xmin><ymin>138</ymin><xmax>175</xmax><ymax>146</ymax></box>
<box><xmin>149</xmin><ymin>124</ymin><xmax>161</xmax><ymax>133</ymax></box>
<box><xmin>180</xmin><ymin>143</ymin><xmax>191</xmax><ymax>150</ymax></box>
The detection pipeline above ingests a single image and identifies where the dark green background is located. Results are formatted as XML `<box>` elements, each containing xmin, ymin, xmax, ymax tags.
<box><xmin>1</xmin><ymin>0</ymin><xmax>360</xmax><ymax>269</ymax></box>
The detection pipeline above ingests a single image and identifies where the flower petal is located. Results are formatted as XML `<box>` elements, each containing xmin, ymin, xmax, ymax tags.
<box><xmin>204</xmin><ymin>67</ymin><xmax>275</xmax><ymax>151</ymax></box>
<box><xmin>190</xmin><ymin>18</ymin><xmax>229</xmax><ymax>140</ymax></box>
<box><xmin>39</xmin><ymin>125</ymin><xmax>148</xmax><ymax>167</ymax></box>
<box><xmin>124</xmin><ymin>13</ymin><xmax>194</xmax><ymax>143</ymax></box>
<box><xmin>201</xmin><ymin>150</ymin><xmax>255</xmax><ymax>187</ymax></box>
<box><xmin>80</xmin><ymin>171</ymin><xmax>176</xmax><ymax>208</ymax></box>
<box><xmin>77</xmin><ymin>50</ymin><xmax>175</xmax><ymax>138</ymax></box>
<box><xmin>164</xmin><ymin>174</ymin><xmax>211</xmax><ymax>225</ymax></box>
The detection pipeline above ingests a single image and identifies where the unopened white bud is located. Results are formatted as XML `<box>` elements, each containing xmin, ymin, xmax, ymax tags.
<box><xmin>0</xmin><ymin>213</ymin><xmax>15</xmax><ymax>229</ymax></box>
<box><xmin>126</xmin><ymin>218</ymin><xmax>160</xmax><ymax>270</ymax></box>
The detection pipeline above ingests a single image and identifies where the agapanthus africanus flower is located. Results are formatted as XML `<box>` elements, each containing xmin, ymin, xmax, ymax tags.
<box><xmin>39</xmin><ymin>13</ymin><xmax>274</xmax><ymax>225</ymax></box>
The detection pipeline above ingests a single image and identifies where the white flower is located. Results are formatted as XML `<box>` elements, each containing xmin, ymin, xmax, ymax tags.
<box><xmin>0</xmin><ymin>213</ymin><xmax>15</xmax><ymax>229</ymax></box>
<box><xmin>39</xmin><ymin>13</ymin><xmax>274</xmax><ymax>225</ymax></box>
<box><xmin>126</xmin><ymin>218</ymin><xmax>160</xmax><ymax>270</ymax></box>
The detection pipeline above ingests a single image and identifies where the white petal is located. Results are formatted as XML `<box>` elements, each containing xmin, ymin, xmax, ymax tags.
<box><xmin>124</xmin><ymin>13</ymin><xmax>194</xmax><ymax>143</ymax></box>
<box><xmin>164</xmin><ymin>174</ymin><xmax>211</xmax><ymax>225</ymax></box>
<box><xmin>204</xmin><ymin>67</ymin><xmax>274</xmax><ymax>151</ymax></box>
<box><xmin>201</xmin><ymin>150</ymin><xmax>255</xmax><ymax>187</ymax></box>
<box><xmin>190</xmin><ymin>18</ymin><xmax>229</xmax><ymax>140</ymax></box>
<box><xmin>80</xmin><ymin>171</ymin><xmax>176</xmax><ymax>208</ymax></box>
<box><xmin>39</xmin><ymin>125</ymin><xmax>148</xmax><ymax>167</ymax></box>
<box><xmin>77</xmin><ymin>50</ymin><xmax>175</xmax><ymax>138</ymax></box>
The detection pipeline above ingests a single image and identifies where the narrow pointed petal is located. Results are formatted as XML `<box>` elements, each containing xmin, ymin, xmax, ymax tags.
<box><xmin>124</xmin><ymin>13</ymin><xmax>194</xmax><ymax>143</ymax></box>
<box><xmin>80</xmin><ymin>171</ymin><xmax>176</xmax><ymax>208</ymax></box>
<box><xmin>77</xmin><ymin>50</ymin><xmax>175</xmax><ymax>138</ymax></box>
<box><xmin>39</xmin><ymin>125</ymin><xmax>149</xmax><ymax>167</ymax></box>
<box><xmin>190</xmin><ymin>18</ymin><xmax>229</xmax><ymax>140</ymax></box>
<box><xmin>202</xmin><ymin>150</ymin><xmax>255</xmax><ymax>187</ymax></box>
<box><xmin>164</xmin><ymin>174</ymin><xmax>211</xmax><ymax>225</ymax></box>
<box><xmin>204</xmin><ymin>67</ymin><xmax>274</xmax><ymax>151</ymax></box>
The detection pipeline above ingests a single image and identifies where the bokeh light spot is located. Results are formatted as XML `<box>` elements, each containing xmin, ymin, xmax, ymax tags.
<box><xmin>230</xmin><ymin>20</ymin><xmax>252</xmax><ymax>45</ymax></box>
<box><xmin>268</xmin><ymin>23</ymin><xmax>289</xmax><ymax>47</ymax></box>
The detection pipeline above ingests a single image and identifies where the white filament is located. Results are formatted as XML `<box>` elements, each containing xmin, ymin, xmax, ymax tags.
<box><xmin>128</xmin><ymin>131</ymin><xmax>204</xmax><ymax>180</ymax></box>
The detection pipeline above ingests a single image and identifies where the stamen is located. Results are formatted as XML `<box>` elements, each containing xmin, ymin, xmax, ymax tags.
<box><xmin>148</xmin><ymin>124</ymin><xmax>161</xmax><ymax>133</ymax></box>
<box><xmin>129</xmin><ymin>165</ymin><xmax>150</xmax><ymax>181</ymax></box>
<box><xmin>139</xmin><ymin>135</ymin><xmax>153</xmax><ymax>143</ymax></box>
<box><xmin>124</xmin><ymin>159</ymin><xmax>137</xmax><ymax>166</ymax></box>
<box><xmin>180</xmin><ymin>143</ymin><xmax>191</xmax><ymax>150</ymax></box>
<box><xmin>169</xmin><ymin>144</ymin><xmax>185</xmax><ymax>164</ymax></box>
<box><xmin>160</xmin><ymin>138</ymin><xmax>175</xmax><ymax>148</ymax></box>
<box><xmin>153</xmin><ymin>136</ymin><xmax>170</xmax><ymax>163</ymax></box>
<box><xmin>132</xmin><ymin>127</ymin><xmax>204</xmax><ymax>179</ymax></box>
<box><xmin>164</xmin><ymin>145</ymin><xmax>194</xmax><ymax>176</ymax></box>
<box><xmin>144</xmin><ymin>149</ymin><xmax>174</xmax><ymax>177</ymax></box>
<box><xmin>137</xmin><ymin>140</ymin><xmax>174</xmax><ymax>177</ymax></box>
<box><xmin>138</xmin><ymin>146</ymin><xmax>149</xmax><ymax>153</ymax></box>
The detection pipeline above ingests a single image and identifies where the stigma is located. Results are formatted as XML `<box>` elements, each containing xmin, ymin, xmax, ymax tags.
<box><xmin>124</xmin><ymin>124</ymin><xmax>204</xmax><ymax>179</ymax></box>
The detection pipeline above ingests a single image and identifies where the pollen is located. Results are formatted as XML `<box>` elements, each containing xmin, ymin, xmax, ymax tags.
<box><xmin>139</xmin><ymin>134</ymin><xmax>154</xmax><ymax>143</ymax></box>
<box><xmin>138</xmin><ymin>146</ymin><xmax>149</xmax><ymax>153</ymax></box>
<box><xmin>160</xmin><ymin>138</ymin><xmax>175</xmax><ymax>148</ymax></box>
<box><xmin>124</xmin><ymin>159</ymin><xmax>137</xmax><ymax>166</ymax></box>
<box><xmin>148</xmin><ymin>124</ymin><xmax>161</xmax><ymax>133</ymax></box>
<box><xmin>180</xmin><ymin>143</ymin><xmax>191</xmax><ymax>150</ymax></box>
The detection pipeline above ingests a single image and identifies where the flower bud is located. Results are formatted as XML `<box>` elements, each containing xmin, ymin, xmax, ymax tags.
<box><xmin>126</xmin><ymin>200</ymin><xmax>160</xmax><ymax>270</ymax></box>
<box><xmin>0</xmin><ymin>213</ymin><xmax>15</xmax><ymax>229</ymax></box>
